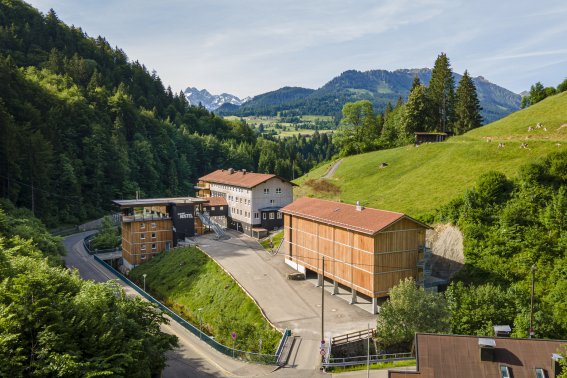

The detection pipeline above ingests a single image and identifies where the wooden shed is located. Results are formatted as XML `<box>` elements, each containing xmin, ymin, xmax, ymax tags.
<box><xmin>280</xmin><ymin>197</ymin><xmax>430</xmax><ymax>314</ymax></box>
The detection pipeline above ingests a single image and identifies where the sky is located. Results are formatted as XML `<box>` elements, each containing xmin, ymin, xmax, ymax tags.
<box><xmin>27</xmin><ymin>0</ymin><xmax>567</xmax><ymax>98</ymax></box>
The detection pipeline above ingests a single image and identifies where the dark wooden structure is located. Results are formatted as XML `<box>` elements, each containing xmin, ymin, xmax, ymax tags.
<box><xmin>414</xmin><ymin>132</ymin><xmax>449</xmax><ymax>144</ymax></box>
<box><xmin>390</xmin><ymin>333</ymin><xmax>566</xmax><ymax>378</ymax></box>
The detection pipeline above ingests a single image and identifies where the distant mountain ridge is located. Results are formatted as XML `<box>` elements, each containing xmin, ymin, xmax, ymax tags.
<box><xmin>183</xmin><ymin>87</ymin><xmax>250</xmax><ymax>111</ymax></box>
<box><xmin>217</xmin><ymin>68</ymin><xmax>521</xmax><ymax>124</ymax></box>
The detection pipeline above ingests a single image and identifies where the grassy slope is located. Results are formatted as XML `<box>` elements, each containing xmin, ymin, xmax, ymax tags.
<box><xmin>294</xmin><ymin>92</ymin><xmax>567</xmax><ymax>217</ymax></box>
<box><xmin>130</xmin><ymin>247</ymin><xmax>281</xmax><ymax>352</ymax></box>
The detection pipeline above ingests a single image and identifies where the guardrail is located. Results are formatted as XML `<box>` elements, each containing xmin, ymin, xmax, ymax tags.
<box><xmin>83</xmin><ymin>233</ymin><xmax>121</xmax><ymax>255</ymax></box>
<box><xmin>92</xmin><ymin>254</ymin><xmax>290</xmax><ymax>365</ymax></box>
<box><xmin>332</xmin><ymin>328</ymin><xmax>376</xmax><ymax>347</ymax></box>
<box><xmin>323</xmin><ymin>352</ymin><xmax>413</xmax><ymax>369</ymax></box>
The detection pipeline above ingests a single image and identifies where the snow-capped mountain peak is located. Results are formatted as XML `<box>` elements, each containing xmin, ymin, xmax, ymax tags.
<box><xmin>183</xmin><ymin>87</ymin><xmax>248</xmax><ymax>110</ymax></box>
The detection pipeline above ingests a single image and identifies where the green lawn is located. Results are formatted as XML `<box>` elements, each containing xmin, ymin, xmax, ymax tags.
<box><xmin>129</xmin><ymin>247</ymin><xmax>281</xmax><ymax>353</ymax></box>
<box><xmin>295</xmin><ymin>92</ymin><xmax>567</xmax><ymax>218</ymax></box>
<box><xmin>329</xmin><ymin>359</ymin><xmax>416</xmax><ymax>373</ymax></box>
<box><xmin>260</xmin><ymin>231</ymin><xmax>284</xmax><ymax>251</ymax></box>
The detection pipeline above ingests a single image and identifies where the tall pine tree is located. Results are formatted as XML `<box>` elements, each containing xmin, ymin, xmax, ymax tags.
<box><xmin>454</xmin><ymin>70</ymin><xmax>483</xmax><ymax>134</ymax></box>
<box><xmin>427</xmin><ymin>53</ymin><xmax>455</xmax><ymax>133</ymax></box>
<box><xmin>401</xmin><ymin>84</ymin><xmax>429</xmax><ymax>139</ymax></box>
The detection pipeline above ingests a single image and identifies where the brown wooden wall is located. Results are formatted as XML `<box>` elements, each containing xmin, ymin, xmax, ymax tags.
<box><xmin>374</xmin><ymin>218</ymin><xmax>426</xmax><ymax>296</ymax></box>
<box><xmin>284</xmin><ymin>214</ymin><xmax>427</xmax><ymax>298</ymax></box>
<box><xmin>122</xmin><ymin>219</ymin><xmax>173</xmax><ymax>266</ymax></box>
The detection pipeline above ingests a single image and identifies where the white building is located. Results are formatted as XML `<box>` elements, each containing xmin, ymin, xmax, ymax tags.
<box><xmin>196</xmin><ymin>168</ymin><xmax>295</xmax><ymax>237</ymax></box>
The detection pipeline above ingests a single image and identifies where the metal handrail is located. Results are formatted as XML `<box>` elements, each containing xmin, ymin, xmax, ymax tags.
<box><xmin>323</xmin><ymin>352</ymin><xmax>413</xmax><ymax>368</ymax></box>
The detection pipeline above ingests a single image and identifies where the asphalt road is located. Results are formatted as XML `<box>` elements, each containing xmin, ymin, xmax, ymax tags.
<box><xmin>63</xmin><ymin>231</ymin><xmax>267</xmax><ymax>378</ymax></box>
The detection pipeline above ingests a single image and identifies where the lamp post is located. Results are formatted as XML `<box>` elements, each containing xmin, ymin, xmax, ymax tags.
<box><xmin>529</xmin><ymin>264</ymin><xmax>536</xmax><ymax>338</ymax></box>
<box><xmin>142</xmin><ymin>273</ymin><xmax>147</xmax><ymax>292</ymax></box>
<box><xmin>198</xmin><ymin>307</ymin><xmax>203</xmax><ymax>340</ymax></box>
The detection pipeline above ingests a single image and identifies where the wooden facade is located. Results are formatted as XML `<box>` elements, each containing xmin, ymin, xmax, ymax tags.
<box><xmin>283</xmin><ymin>212</ymin><xmax>427</xmax><ymax>299</ymax></box>
<box><xmin>122</xmin><ymin>218</ymin><xmax>173</xmax><ymax>266</ymax></box>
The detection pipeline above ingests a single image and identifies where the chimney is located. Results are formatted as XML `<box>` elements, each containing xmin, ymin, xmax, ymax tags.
<box><xmin>479</xmin><ymin>338</ymin><xmax>496</xmax><ymax>362</ymax></box>
<box><xmin>356</xmin><ymin>201</ymin><xmax>363</xmax><ymax>211</ymax></box>
<box><xmin>242</xmin><ymin>169</ymin><xmax>246</xmax><ymax>175</ymax></box>
<box><xmin>228</xmin><ymin>168</ymin><xmax>234</xmax><ymax>174</ymax></box>
<box><xmin>493</xmin><ymin>325</ymin><xmax>511</xmax><ymax>337</ymax></box>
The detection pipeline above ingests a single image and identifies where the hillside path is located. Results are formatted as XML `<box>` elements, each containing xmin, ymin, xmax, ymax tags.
<box><xmin>322</xmin><ymin>159</ymin><xmax>343</xmax><ymax>179</ymax></box>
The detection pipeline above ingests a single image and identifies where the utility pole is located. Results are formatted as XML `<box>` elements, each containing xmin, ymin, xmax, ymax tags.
<box><xmin>367</xmin><ymin>323</ymin><xmax>371</xmax><ymax>377</ymax></box>
<box><xmin>529</xmin><ymin>264</ymin><xmax>536</xmax><ymax>338</ymax></box>
<box><xmin>321</xmin><ymin>256</ymin><xmax>325</xmax><ymax>345</ymax></box>
<box><xmin>143</xmin><ymin>273</ymin><xmax>147</xmax><ymax>292</ymax></box>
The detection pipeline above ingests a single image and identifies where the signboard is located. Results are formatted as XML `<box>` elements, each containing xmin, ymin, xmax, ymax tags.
<box><xmin>320</xmin><ymin>349</ymin><xmax>326</xmax><ymax>356</ymax></box>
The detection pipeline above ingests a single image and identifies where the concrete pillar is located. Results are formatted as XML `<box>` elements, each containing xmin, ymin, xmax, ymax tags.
<box><xmin>372</xmin><ymin>297</ymin><xmax>378</xmax><ymax>315</ymax></box>
<box><xmin>332</xmin><ymin>281</ymin><xmax>339</xmax><ymax>295</ymax></box>
<box><xmin>317</xmin><ymin>273</ymin><xmax>323</xmax><ymax>287</ymax></box>
<box><xmin>350</xmin><ymin>289</ymin><xmax>357</xmax><ymax>304</ymax></box>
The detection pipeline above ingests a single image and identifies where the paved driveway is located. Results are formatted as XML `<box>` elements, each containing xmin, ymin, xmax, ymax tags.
<box><xmin>196</xmin><ymin>231</ymin><xmax>377</xmax><ymax>374</ymax></box>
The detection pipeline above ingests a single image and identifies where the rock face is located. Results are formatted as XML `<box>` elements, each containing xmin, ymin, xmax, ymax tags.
<box><xmin>426</xmin><ymin>224</ymin><xmax>465</xmax><ymax>280</ymax></box>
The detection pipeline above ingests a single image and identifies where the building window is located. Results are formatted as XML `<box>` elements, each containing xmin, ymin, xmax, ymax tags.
<box><xmin>141</xmin><ymin>244</ymin><xmax>146</xmax><ymax>251</ymax></box>
<box><xmin>500</xmin><ymin>366</ymin><xmax>511</xmax><ymax>378</ymax></box>
<box><xmin>152</xmin><ymin>244</ymin><xmax>157</xmax><ymax>250</ymax></box>
<box><xmin>277</xmin><ymin>212</ymin><xmax>282</xmax><ymax>219</ymax></box>
<box><xmin>254</xmin><ymin>212</ymin><xmax>259</xmax><ymax>219</ymax></box>
<box><xmin>220</xmin><ymin>206</ymin><xmax>224</xmax><ymax>210</ymax></box>
<box><xmin>535</xmin><ymin>368</ymin><xmax>545</xmax><ymax>378</ymax></box>
<box><xmin>151</xmin><ymin>233</ymin><xmax>156</xmax><ymax>239</ymax></box>
<box><xmin>140</xmin><ymin>223</ymin><xmax>145</xmax><ymax>229</ymax></box>
<box><xmin>211</xmin><ymin>206</ymin><xmax>215</xmax><ymax>211</ymax></box>
<box><xmin>270</xmin><ymin>199</ymin><xmax>275</xmax><ymax>204</ymax></box>
<box><xmin>151</xmin><ymin>223</ymin><xmax>157</xmax><ymax>228</ymax></box>
<box><xmin>141</xmin><ymin>255</ymin><xmax>146</xmax><ymax>260</ymax></box>
<box><xmin>140</xmin><ymin>233</ymin><xmax>145</xmax><ymax>240</ymax></box>
<box><xmin>264</xmin><ymin>188</ymin><xmax>269</xmax><ymax>195</ymax></box>
<box><xmin>269</xmin><ymin>212</ymin><xmax>275</xmax><ymax>219</ymax></box>
<box><xmin>262</xmin><ymin>213</ymin><xmax>267</xmax><ymax>220</ymax></box>
<box><xmin>276</xmin><ymin>188</ymin><xmax>282</xmax><ymax>194</ymax></box>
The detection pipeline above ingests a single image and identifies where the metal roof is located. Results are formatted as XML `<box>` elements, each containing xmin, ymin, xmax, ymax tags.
<box><xmin>112</xmin><ymin>197</ymin><xmax>207</xmax><ymax>207</ymax></box>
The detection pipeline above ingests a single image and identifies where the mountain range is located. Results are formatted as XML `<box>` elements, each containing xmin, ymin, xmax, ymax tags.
<box><xmin>215</xmin><ymin>68</ymin><xmax>522</xmax><ymax>124</ymax></box>
<box><xmin>183</xmin><ymin>87</ymin><xmax>251</xmax><ymax>111</ymax></box>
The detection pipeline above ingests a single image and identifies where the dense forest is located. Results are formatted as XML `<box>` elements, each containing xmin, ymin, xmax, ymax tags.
<box><xmin>0</xmin><ymin>0</ymin><xmax>334</xmax><ymax>226</ymax></box>
<box><xmin>0</xmin><ymin>199</ymin><xmax>177</xmax><ymax>376</ymax></box>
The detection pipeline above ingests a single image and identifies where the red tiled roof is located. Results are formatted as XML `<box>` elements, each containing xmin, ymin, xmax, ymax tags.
<box><xmin>199</xmin><ymin>169</ymin><xmax>294</xmax><ymax>189</ymax></box>
<box><xmin>280</xmin><ymin>197</ymin><xmax>422</xmax><ymax>235</ymax></box>
<box><xmin>390</xmin><ymin>333</ymin><xmax>567</xmax><ymax>378</ymax></box>
<box><xmin>203</xmin><ymin>197</ymin><xmax>227</xmax><ymax>207</ymax></box>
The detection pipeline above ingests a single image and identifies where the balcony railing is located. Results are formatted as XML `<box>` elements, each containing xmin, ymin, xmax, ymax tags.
<box><xmin>121</xmin><ymin>214</ymin><xmax>171</xmax><ymax>223</ymax></box>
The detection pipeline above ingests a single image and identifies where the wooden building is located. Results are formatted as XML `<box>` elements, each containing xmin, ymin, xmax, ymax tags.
<box><xmin>113</xmin><ymin>197</ymin><xmax>223</xmax><ymax>269</ymax></box>
<box><xmin>280</xmin><ymin>197</ymin><xmax>430</xmax><ymax>314</ymax></box>
<box><xmin>390</xmin><ymin>333</ymin><xmax>566</xmax><ymax>378</ymax></box>
<box><xmin>414</xmin><ymin>132</ymin><xmax>449</xmax><ymax>144</ymax></box>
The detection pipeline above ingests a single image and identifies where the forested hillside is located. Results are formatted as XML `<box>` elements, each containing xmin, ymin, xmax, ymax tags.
<box><xmin>0</xmin><ymin>0</ymin><xmax>333</xmax><ymax>226</ymax></box>
<box><xmin>0</xmin><ymin>199</ymin><xmax>177</xmax><ymax>375</ymax></box>
<box><xmin>218</xmin><ymin>68</ymin><xmax>521</xmax><ymax>124</ymax></box>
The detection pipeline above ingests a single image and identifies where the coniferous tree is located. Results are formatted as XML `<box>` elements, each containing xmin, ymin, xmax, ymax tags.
<box><xmin>427</xmin><ymin>53</ymin><xmax>455</xmax><ymax>133</ymax></box>
<box><xmin>454</xmin><ymin>70</ymin><xmax>483</xmax><ymax>134</ymax></box>
<box><xmin>410</xmin><ymin>76</ymin><xmax>421</xmax><ymax>92</ymax></box>
<box><xmin>401</xmin><ymin>84</ymin><xmax>429</xmax><ymax>139</ymax></box>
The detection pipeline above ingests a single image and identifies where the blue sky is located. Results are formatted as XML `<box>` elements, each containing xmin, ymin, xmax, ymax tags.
<box><xmin>28</xmin><ymin>0</ymin><xmax>567</xmax><ymax>98</ymax></box>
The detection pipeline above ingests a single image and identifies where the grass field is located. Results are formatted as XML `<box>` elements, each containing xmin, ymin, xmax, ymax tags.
<box><xmin>129</xmin><ymin>247</ymin><xmax>281</xmax><ymax>353</ymax></box>
<box><xmin>225</xmin><ymin>115</ymin><xmax>336</xmax><ymax>137</ymax></box>
<box><xmin>259</xmin><ymin>230</ymin><xmax>284</xmax><ymax>252</ymax></box>
<box><xmin>295</xmin><ymin>91</ymin><xmax>567</xmax><ymax>218</ymax></box>
<box><xmin>328</xmin><ymin>359</ymin><xmax>416</xmax><ymax>373</ymax></box>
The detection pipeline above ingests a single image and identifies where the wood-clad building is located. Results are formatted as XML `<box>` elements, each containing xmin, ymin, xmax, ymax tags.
<box><xmin>280</xmin><ymin>197</ymin><xmax>430</xmax><ymax>314</ymax></box>
<box><xmin>113</xmin><ymin>197</ymin><xmax>214</xmax><ymax>269</ymax></box>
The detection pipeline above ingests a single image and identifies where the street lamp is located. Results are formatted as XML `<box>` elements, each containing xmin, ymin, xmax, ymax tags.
<box><xmin>198</xmin><ymin>307</ymin><xmax>203</xmax><ymax>340</ymax></box>
<box><xmin>142</xmin><ymin>273</ymin><xmax>147</xmax><ymax>292</ymax></box>
<box><xmin>529</xmin><ymin>264</ymin><xmax>536</xmax><ymax>338</ymax></box>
